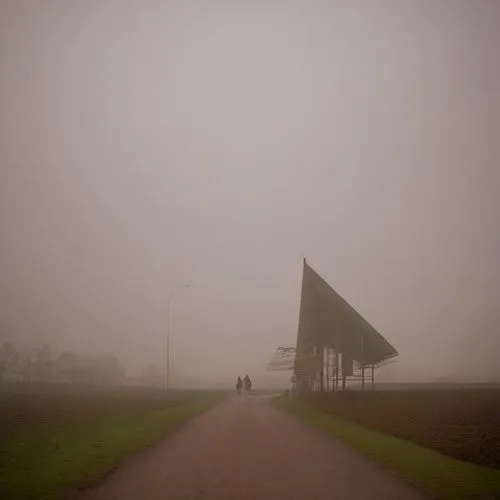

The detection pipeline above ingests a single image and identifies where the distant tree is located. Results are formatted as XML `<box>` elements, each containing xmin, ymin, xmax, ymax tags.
<box><xmin>0</xmin><ymin>342</ymin><xmax>17</xmax><ymax>383</ymax></box>
<box><xmin>33</xmin><ymin>344</ymin><xmax>53</xmax><ymax>381</ymax></box>
<box><xmin>17</xmin><ymin>348</ymin><xmax>35</xmax><ymax>382</ymax></box>
<box><xmin>54</xmin><ymin>351</ymin><xmax>80</xmax><ymax>369</ymax></box>
<box><xmin>139</xmin><ymin>363</ymin><xmax>164</xmax><ymax>388</ymax></box>
<box><xmin>53</xmin><ymin>351</ymin><xmax>126</xmax><ymax>386</ymax></box>
<box><xmin>53</xmin><ymin>351</ymin><xmax>83</xmax><ymax>383</ymax></box>
<box><xmin>93</xmin><ymin>354</ymin><xmax>126</xmax><ymax>385</ymax></box>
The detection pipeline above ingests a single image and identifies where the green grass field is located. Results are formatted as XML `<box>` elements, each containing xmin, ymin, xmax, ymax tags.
<box><xmin>275</xmin><ymin>396</ymin><xmax>500</xmax><ymax>500</ymax></box>
<box><xmin>0</xmin><ymin>388</ymin><xmax>226</xmax><ymax>499</ymax></box>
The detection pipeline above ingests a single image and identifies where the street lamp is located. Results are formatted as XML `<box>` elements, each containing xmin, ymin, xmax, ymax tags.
<box><xmin>165</xmin><ymin>284</ymin><xmax>190</xmax><ymax>392</ymax></box>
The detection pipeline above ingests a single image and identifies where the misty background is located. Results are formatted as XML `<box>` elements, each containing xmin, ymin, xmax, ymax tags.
<box><xmin>1</xmin><ymin>1</ymin><xmax>499</xmax><ymax>387</ymax></box>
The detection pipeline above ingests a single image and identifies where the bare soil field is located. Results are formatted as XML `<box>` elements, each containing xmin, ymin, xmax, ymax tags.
<box><xmin>304</xmin><ymin>389</ymin><xmax>500</xmax><ymax>469</ymax></box>
<box><xmin>0</xmin><ymin>386</ymin><xmax>223</xmax><ymax>438</ymax></box>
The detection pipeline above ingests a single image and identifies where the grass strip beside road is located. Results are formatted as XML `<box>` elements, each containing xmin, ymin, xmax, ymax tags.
<box><xmin>274</xmin><ymin>396</ymin><xmax>500</xmax><ymax>500</ymax></box>
<box><xmin>0</xmin><ymin>397</ymin><xmax>221</xmax><ymax>500</ymax></box>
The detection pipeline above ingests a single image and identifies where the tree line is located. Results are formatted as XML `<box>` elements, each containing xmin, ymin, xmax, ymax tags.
<box><xmin>0</xmin><ymin>341</ymin><xmax>177</xmax><ymax>389</ymax></box>
<box><xmin>0</xmin><ymin>342</ymin><xmax>127</xmax><ymax>386</ymax></box>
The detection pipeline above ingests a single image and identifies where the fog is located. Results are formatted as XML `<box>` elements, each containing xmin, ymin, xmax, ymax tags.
<box><xmin>1</xmin><ymin>1</ymin><xmax>499</xmax><ymax>387</ymax></box>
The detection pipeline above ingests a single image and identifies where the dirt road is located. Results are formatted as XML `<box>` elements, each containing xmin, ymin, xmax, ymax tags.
<box><xmin>77</xmin><ymin>395</ymin><xmax>428</xmax><ymax>500</ymax></box>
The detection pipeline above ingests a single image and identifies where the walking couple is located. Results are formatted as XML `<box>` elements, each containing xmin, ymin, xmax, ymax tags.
<box><xmin>236</xmin><ymin>374</ymin><xmax>252</xmax><ymax>395</ymax></box>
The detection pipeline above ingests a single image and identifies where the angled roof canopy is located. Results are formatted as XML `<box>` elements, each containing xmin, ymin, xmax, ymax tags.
<box><xmin>296</xmin><ymin>259</ymin><xmax>398</xmax><ymax>367</ymax></box>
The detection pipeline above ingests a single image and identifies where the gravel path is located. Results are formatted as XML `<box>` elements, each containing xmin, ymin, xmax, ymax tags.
<box><xmin>76</xmin><ymin>395</ymin><xmax>428</xmax><ymax>500</ymax></box>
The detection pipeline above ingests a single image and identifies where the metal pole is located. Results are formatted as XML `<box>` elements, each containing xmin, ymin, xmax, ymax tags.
<box><xmin>166</xmin><ymin>284</ymin><xmax>190</xmax><ymax>393</ymax></box>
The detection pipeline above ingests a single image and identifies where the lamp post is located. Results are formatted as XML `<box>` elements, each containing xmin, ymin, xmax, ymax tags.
<box><xmin>166</xmin><ymin>284</ymin><xmax>190</xmax><ymax>392</ymax></box>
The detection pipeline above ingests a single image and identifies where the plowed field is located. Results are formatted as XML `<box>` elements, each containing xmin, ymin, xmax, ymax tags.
<box><xmin>304</xmin><ymin>389</ymin><xmax>500</xmax><ymax>469</ymax></box>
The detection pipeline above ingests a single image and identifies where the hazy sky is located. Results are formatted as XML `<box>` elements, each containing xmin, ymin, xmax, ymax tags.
<box><xmin>1</xmin><ymin>1</ymin><xmax>499</xmax><ymax>384</ymax></box>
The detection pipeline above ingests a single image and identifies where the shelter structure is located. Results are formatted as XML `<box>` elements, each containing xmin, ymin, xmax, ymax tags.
<box><xmin>267</xmin><ymin>259</ymin><xmax>398</xmax><ymax>392</ymax></box>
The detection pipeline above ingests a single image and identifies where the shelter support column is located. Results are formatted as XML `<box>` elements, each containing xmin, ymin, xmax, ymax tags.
<box><xmin>319</xmin><ymin>345</ymin><xmax>324</xmax><ymax>392</ymax></box>
<box><xmin>335</xmin><ymin>351</ymin><xmax>339</xmax><ymax>391</ymax></box>
<box><xmin>325</xmin><ymin>347</ymin><xmax>329</xmax><ymax>392</ymax></box>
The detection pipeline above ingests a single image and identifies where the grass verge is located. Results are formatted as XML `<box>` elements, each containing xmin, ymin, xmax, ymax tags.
<box><xmin>274</xmin><ymin>396</ymin><xmax>500</xmax><ymax>500</ymax></box>
<box><xmin>0</xmin><ymin>398</ymin><xmax>220</xmax><ymax>500</ymax></box>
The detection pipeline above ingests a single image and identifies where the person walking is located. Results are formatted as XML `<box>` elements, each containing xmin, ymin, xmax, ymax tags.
<box><xmin>243</xmin><ymin>374</ymin><xmax>252</xmax><ymax>394</ymax></box>
<box><xmin>236</xmin><ymin>376</ymin><xmax>243</xmax><ymax>395</ymax></box>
